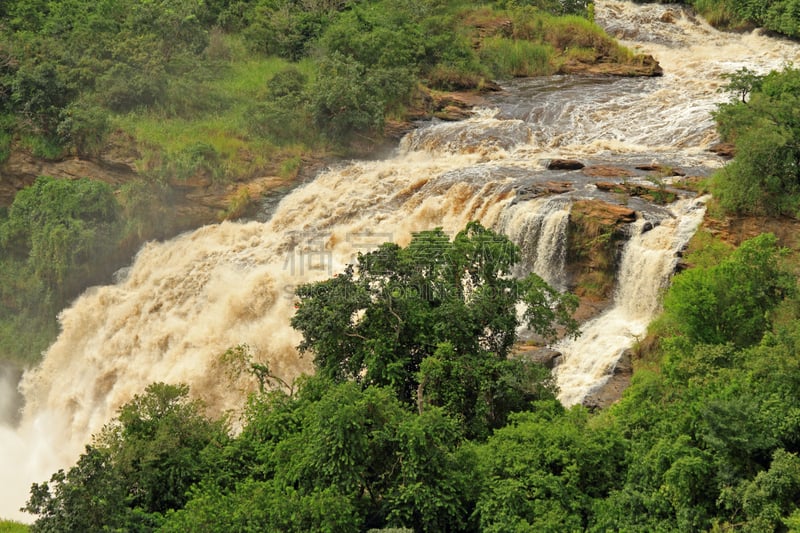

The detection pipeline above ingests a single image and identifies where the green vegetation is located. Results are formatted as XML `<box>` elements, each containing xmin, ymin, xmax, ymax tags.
<box><xmin>640</xmin><ymin>0</ymin><xmax>800</xmax><ymax>36</ymax></box>
<box><xmin>22</xmin><ymin>225</ymin><xmax>581</xmax><ymax>531</ymax></box>
<box><xmin>0</xmin><ymin>176</ymin><xmax>124</xmax><ymax>364</ymax></box>
<box><xmin>0</xmin><ymin>0</ymin><xmax>634</xmax><ymax>171</ymax></box>
<box><xmin>24</xmin><ymin>224</ymin><xmax>800</xmax><ymax>531</ymax></box>
<box><xmin>711</xmin><ymin>66</ymin><xmax>800</xmax><ymax>217</ymax></box>
<box><xmin>291</xmin><ymin>222</ymin><xmax>579</xmax><ymax>437</ymax></box>
<box><xmin>0</xmin><ymin>0</ymin><xmax>645</xmax><ymax>369</ymax></box>
<box><xmin>0</xmin><ymin>521</ymin><xmax>28</xmax><ymax>533</ymax></box>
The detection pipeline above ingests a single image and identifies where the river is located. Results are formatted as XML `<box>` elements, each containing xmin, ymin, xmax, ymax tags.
<box><xmin>2</xmin><ymin>0</ymin><xmax>800</xmax><ymax>522</ymax></box>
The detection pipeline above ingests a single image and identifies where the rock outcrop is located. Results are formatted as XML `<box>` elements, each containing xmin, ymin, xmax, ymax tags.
<box><xmin>581</xmin><ymin>349</ymin><xmax>633</xmax><ymax>411</ymax></box>
<box><xmin>548</xmin><ymin>159</ymin><xmax>585</xmax><ymax>170</ymax></box>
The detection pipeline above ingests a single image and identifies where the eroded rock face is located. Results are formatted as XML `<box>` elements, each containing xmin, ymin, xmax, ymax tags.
<box><xmin>709</xmin><ymin>142</ymin><xmax>736</xmax><ymax>158</ymax></box>
<box><xmin>583</xmin><ymin>165</ymin><xmax>636</xmax><ymax>178</ymax></box>
<box><xmin>518</xmin><ymin>348</ymin><xmax>563</xmax><ymax>369</ymax></box>
<box><xmin>0</xmin><ymin>152</ymin><xmax>136</xmax><ymax>206</ymax></box>
<box><xmin>572</xmin><ymin>199</ymin><xmax>637</xmax><ymax>225</ymax></box>
<box><xmin>559</xmin><ymin>53</ymin><xmax>663</xmax><ymax>77</ymax></box>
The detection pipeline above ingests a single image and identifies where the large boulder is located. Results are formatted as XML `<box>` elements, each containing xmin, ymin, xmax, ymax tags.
<box><xmin>548</xmin><ymin>159</ymin><xmax>585</xmax><ymax>170</ymax></box>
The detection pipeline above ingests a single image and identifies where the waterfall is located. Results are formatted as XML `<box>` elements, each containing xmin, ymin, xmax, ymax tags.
<box><xmin>3</xmin><ymin>0</ymin><xmax>800</xmax><ymax>522</ymax></box>
<box><xmin>555</xmin><ymin>196</ymin><xmax>708</xmax><ymax>407</ymax></box>
<box><xmin>496</xmin><ymin>196</ymin><xmax>571</xmax><ymax>290</ymax></box>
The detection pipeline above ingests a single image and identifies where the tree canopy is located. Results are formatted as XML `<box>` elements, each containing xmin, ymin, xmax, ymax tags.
<box><xmin>291</xmin><ymin>222</ymin><xmax>578</xmax><ymax>436</ymax></box>
<box><xmin>712</xmin><ymin>66</ymin><xmax>800</xmax><ymax>216</ymax></box>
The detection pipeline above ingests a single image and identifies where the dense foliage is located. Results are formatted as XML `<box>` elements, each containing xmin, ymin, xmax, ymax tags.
<box><xmin>292</xmin><ymin>222</ymin><xmax>578</xmax><ymax>437</ymax></box>
<box><xmin>0</xmin><ymin>176</ymin><xmax>127</xmax><ymax>364</ymax></box>
<box><xmin>22</xmin><ymin>225</ymin><xmax>800</xmax><ymax>532</ymax></box>
<box><xmin>0</xmin><ymin>0</ymin><xmax>636</xmax><ymax>367</ymax></box>
<box><xmin>0</xmin><ymin>0</ymin><xmax>616</xmax><ymax>164</ymax></box>
<box><xmin>13</xmin><ymin>2</ymin><xmax>800</xmax><ymax>531</ymax></box>
<box><xmin>712</xmin><ymin>66</ymin><xmax>800</xmax><ymax>216</ymax></box>
<box><xmin>23</xmin><ymin>225</ymin><xmax>582</xmax><ymax>531</ymax></box>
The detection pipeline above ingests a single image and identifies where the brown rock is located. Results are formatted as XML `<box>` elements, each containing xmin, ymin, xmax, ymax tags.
<box><xmin>595</xmin><ymin>180</ymin><xmax>677</xmax><ymax>205</ymax></box>
<box><xmin>518</xmin><ymin>348</ymin><xmax>563</xmax><ymax>369</ymax></box>
<box><xmin>709</xmin><ymin>142</ymin><xmax>736</xmax><ymax>158</ymax></box>
<box><xmin>548</xmin><ymin>159</ymin><xmax>585</xmax><ymax>170</ymax></box>
<box><xmin>434</xmin><ymin>105</ymin><xmax>473</xmax><ymax>121</ymax></box>
<box><xmin>559</xmin><ymin>53</ymin><xmax>663</xmax><ymax>77</ymax></box>
<box><xmin>635</xmin><ymin>163</ymin><xmax>686</xmax><ymax>176</ymax></box>
<box><xmin>572</xmin><ymin>199</ymin><xmax>637</xmax><ymax>225</ymax></box>
<box><xmin>583</xmin><ymin>165</ymin><xmax>636</xmax><ymax>178</ymax></box>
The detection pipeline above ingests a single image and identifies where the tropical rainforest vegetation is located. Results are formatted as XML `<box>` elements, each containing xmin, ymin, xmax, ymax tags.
<box><xmin>6</xmin><ymin>0</ymin><xmax>800</xmax><ymax>531</ymax></box>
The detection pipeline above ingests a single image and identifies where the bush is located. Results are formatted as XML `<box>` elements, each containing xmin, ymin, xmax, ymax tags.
<box><xmin>247</xmin><ymin>66</ymin><xmax>314</xmax><ymax>145</ymax></box>
<box><xmin>56</xmin><ymin>98</ymin><xmax>110</xmax><ymax>157</ymax></box>
<box><xmin>309</xmin><ymin>53</ymin><xmax>386</xmax><ymax>140</ymax></box>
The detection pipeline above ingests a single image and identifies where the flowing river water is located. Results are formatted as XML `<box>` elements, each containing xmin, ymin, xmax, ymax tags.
<box><xmin>2</xmin><ymin>0</ymin><xmax>800</xmax><ymax>522</ymax></box>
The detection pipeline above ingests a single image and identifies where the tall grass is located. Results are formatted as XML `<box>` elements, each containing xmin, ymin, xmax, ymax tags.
<box><xmin>0</xmin><ymin>520</ymin><xmax>30</xmax><ymax>533</ymax></box>
<box><xmin>691</xmin><ymin>0</ymin><xmax>748</xmax><ymax>29</ymax></box>
<box><xmin>113</xmin><ymin>50</ymin><xmax>319</xmax><ymax>184</ymax></box>
<box><xmin>480</xmin><ymin>37</ymin><xmax>556</xmax><ymax>77</ymax></box>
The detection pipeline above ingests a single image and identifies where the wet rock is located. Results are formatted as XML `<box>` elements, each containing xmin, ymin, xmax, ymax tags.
<box><xmin>709</xmin><ymin>142</ymin><xmax>736</xmax><ymax>158</ymax></box>
<box><xmin>548</xmin><ymin>159</ymin><xmax>585</xmax><ymax>170</ymax></box>
<box><xmin>641</xmin><ymin>220</ymin><xmax>660</xmax><ymax>233</ymax></box>
<box><xmin>572</xmin><ymin>199</ymin><xmax>637</xmax><ymax>225</ymax></box>
<box><xmin>434</xmin><ymin>105</ymin><xmax>474</xmax><ymax>121</ymax></box>
<box><xmin>660</xmin><ymin>10</ymin><xmax>676</xmax><ymax>23</ymax></box>
<box><xmin>518</xmin><ymin>348</ymin><xmax>563</xmax><ymax>369</ymax></box>
<box><xmin>583</xmin><ymin>165</ymin><xmax>636</xmax><ymax>178</ymax></box>
<box><xmin>581</xmin><ymin>349</ymin><xmax>633</xmax><ymax>410</ymax></box>
<box><xmin>635</xmin><ymin>163</ymin><xmax>685</xmax><ymax>176</ymax></box>
<box><xmin>512</xmin><ymin>181</ymin><xmax>573</xmax><ymax>204</ymax></box>
<box><xmin>559</xmin><ymin>53</ymin><xmax>663</xmax><ymax>77</ymax></box>
<box><xmin>595</xmin><ymin>181</ymin><xmax>677</xmax><ymax>205</ymax></box>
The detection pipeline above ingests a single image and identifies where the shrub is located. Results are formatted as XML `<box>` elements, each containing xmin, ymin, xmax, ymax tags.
<box><xmin>309</xmin><ymin>53</ymin><xmax>385</xmax><ymax>140</ymax></box>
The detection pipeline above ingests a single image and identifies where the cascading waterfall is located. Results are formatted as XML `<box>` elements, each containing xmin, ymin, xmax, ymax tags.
<box><xmin>2</xmin><ymin>0</ymin><xmax>800</xmax><ymax>522</ymax></box>
<box><xmin>555</xmin><ymin>196</ymin><xmax>708</xmax><ymax>406</ymax></box>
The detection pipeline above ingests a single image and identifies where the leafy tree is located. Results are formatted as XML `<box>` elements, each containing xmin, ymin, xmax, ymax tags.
<box><xmin>475</xmin><ymin>403</ymin><xmax>626</xmax><ymax>532</ymax></box>
<box><xmin>662</xmin><ymin>233</ymin><xmax>794</xmax><ymax>348</ymax></box>
<box><xmin>248</xmin><ymin>66</ymin><xmax>313</xmax><ymax>145</ymax></box>
<box><xmin>719</xmin><ymin>66</ymin><xmax>763</xmax><ymax>103</ymax></box>
<box><xmin>25</xmin><ymin>383</ymin><xmax>228</xmax><ymax>531</ymax></box>
<box><xmin>291</xmin><ymin>222</ymin><xmax>578</xmax><ymax>432</ymax></box>
<box><xmin>1</xmin><ymin>176</ymin><xmax>121</xmax><ymax>295</ymax></box>
<box><xmin>713</xmin><ymin>66</ymin><xmax>800</xmax><ymax>215</ymax></box>
<box><xmin>161</xmin><ymin>378</ymin><xmax>477</xmax><ymax>532</ymax></box>
<box><xmin>309</xmin><ymin>52</ymin><xmax>388</xmax><ymax>140</ymax></box>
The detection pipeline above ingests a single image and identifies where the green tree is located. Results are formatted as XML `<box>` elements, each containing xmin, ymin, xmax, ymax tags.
<box><xmin>25</xmin><ymin>383</ymin><xmax>228</xmax><ymax>531</ymax></box>
<box><xmin>309</xmin><ymin>52</ymin><xmax>387</xmax><ymax>140</ymax></box>
<box><xmin>291</xmin><ymin>222</ymin><xmax>578</xmax><ymax>430</ymax></box>
<box><xmin>161</xmin><ymin>378</ymin><xmax>476</xmax><ymax>532</ymax></box>
<box><xmin>662</xmin><ymin>233</ymin><xmax>794</xmax><ymax>348</ymax></box>
<box><xmin>475</xmin><ymin>404</ymin><xmax>626</xmax><ymax>532</ymax></box>
<box><xmin>713</xmin><ymin>66</ymin><xmax>800</xmax><ymax>215</ymax></box>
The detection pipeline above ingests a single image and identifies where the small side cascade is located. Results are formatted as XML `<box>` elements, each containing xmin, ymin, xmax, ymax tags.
<box><xmin>554</xmin><ymin>196</ymin><xmax>708</xmax><ymax>407</ymax></box>
<box><xmin>496</xmin><ymin>196</ymin><xmax>572</xmax><ymax>290</ymax></box>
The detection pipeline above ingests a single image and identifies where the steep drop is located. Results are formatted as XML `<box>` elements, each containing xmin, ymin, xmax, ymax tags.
<box><xmin>3</xmin><ymin>0</ymin><xmax>800</xmax><ymax>522</ymax></box>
